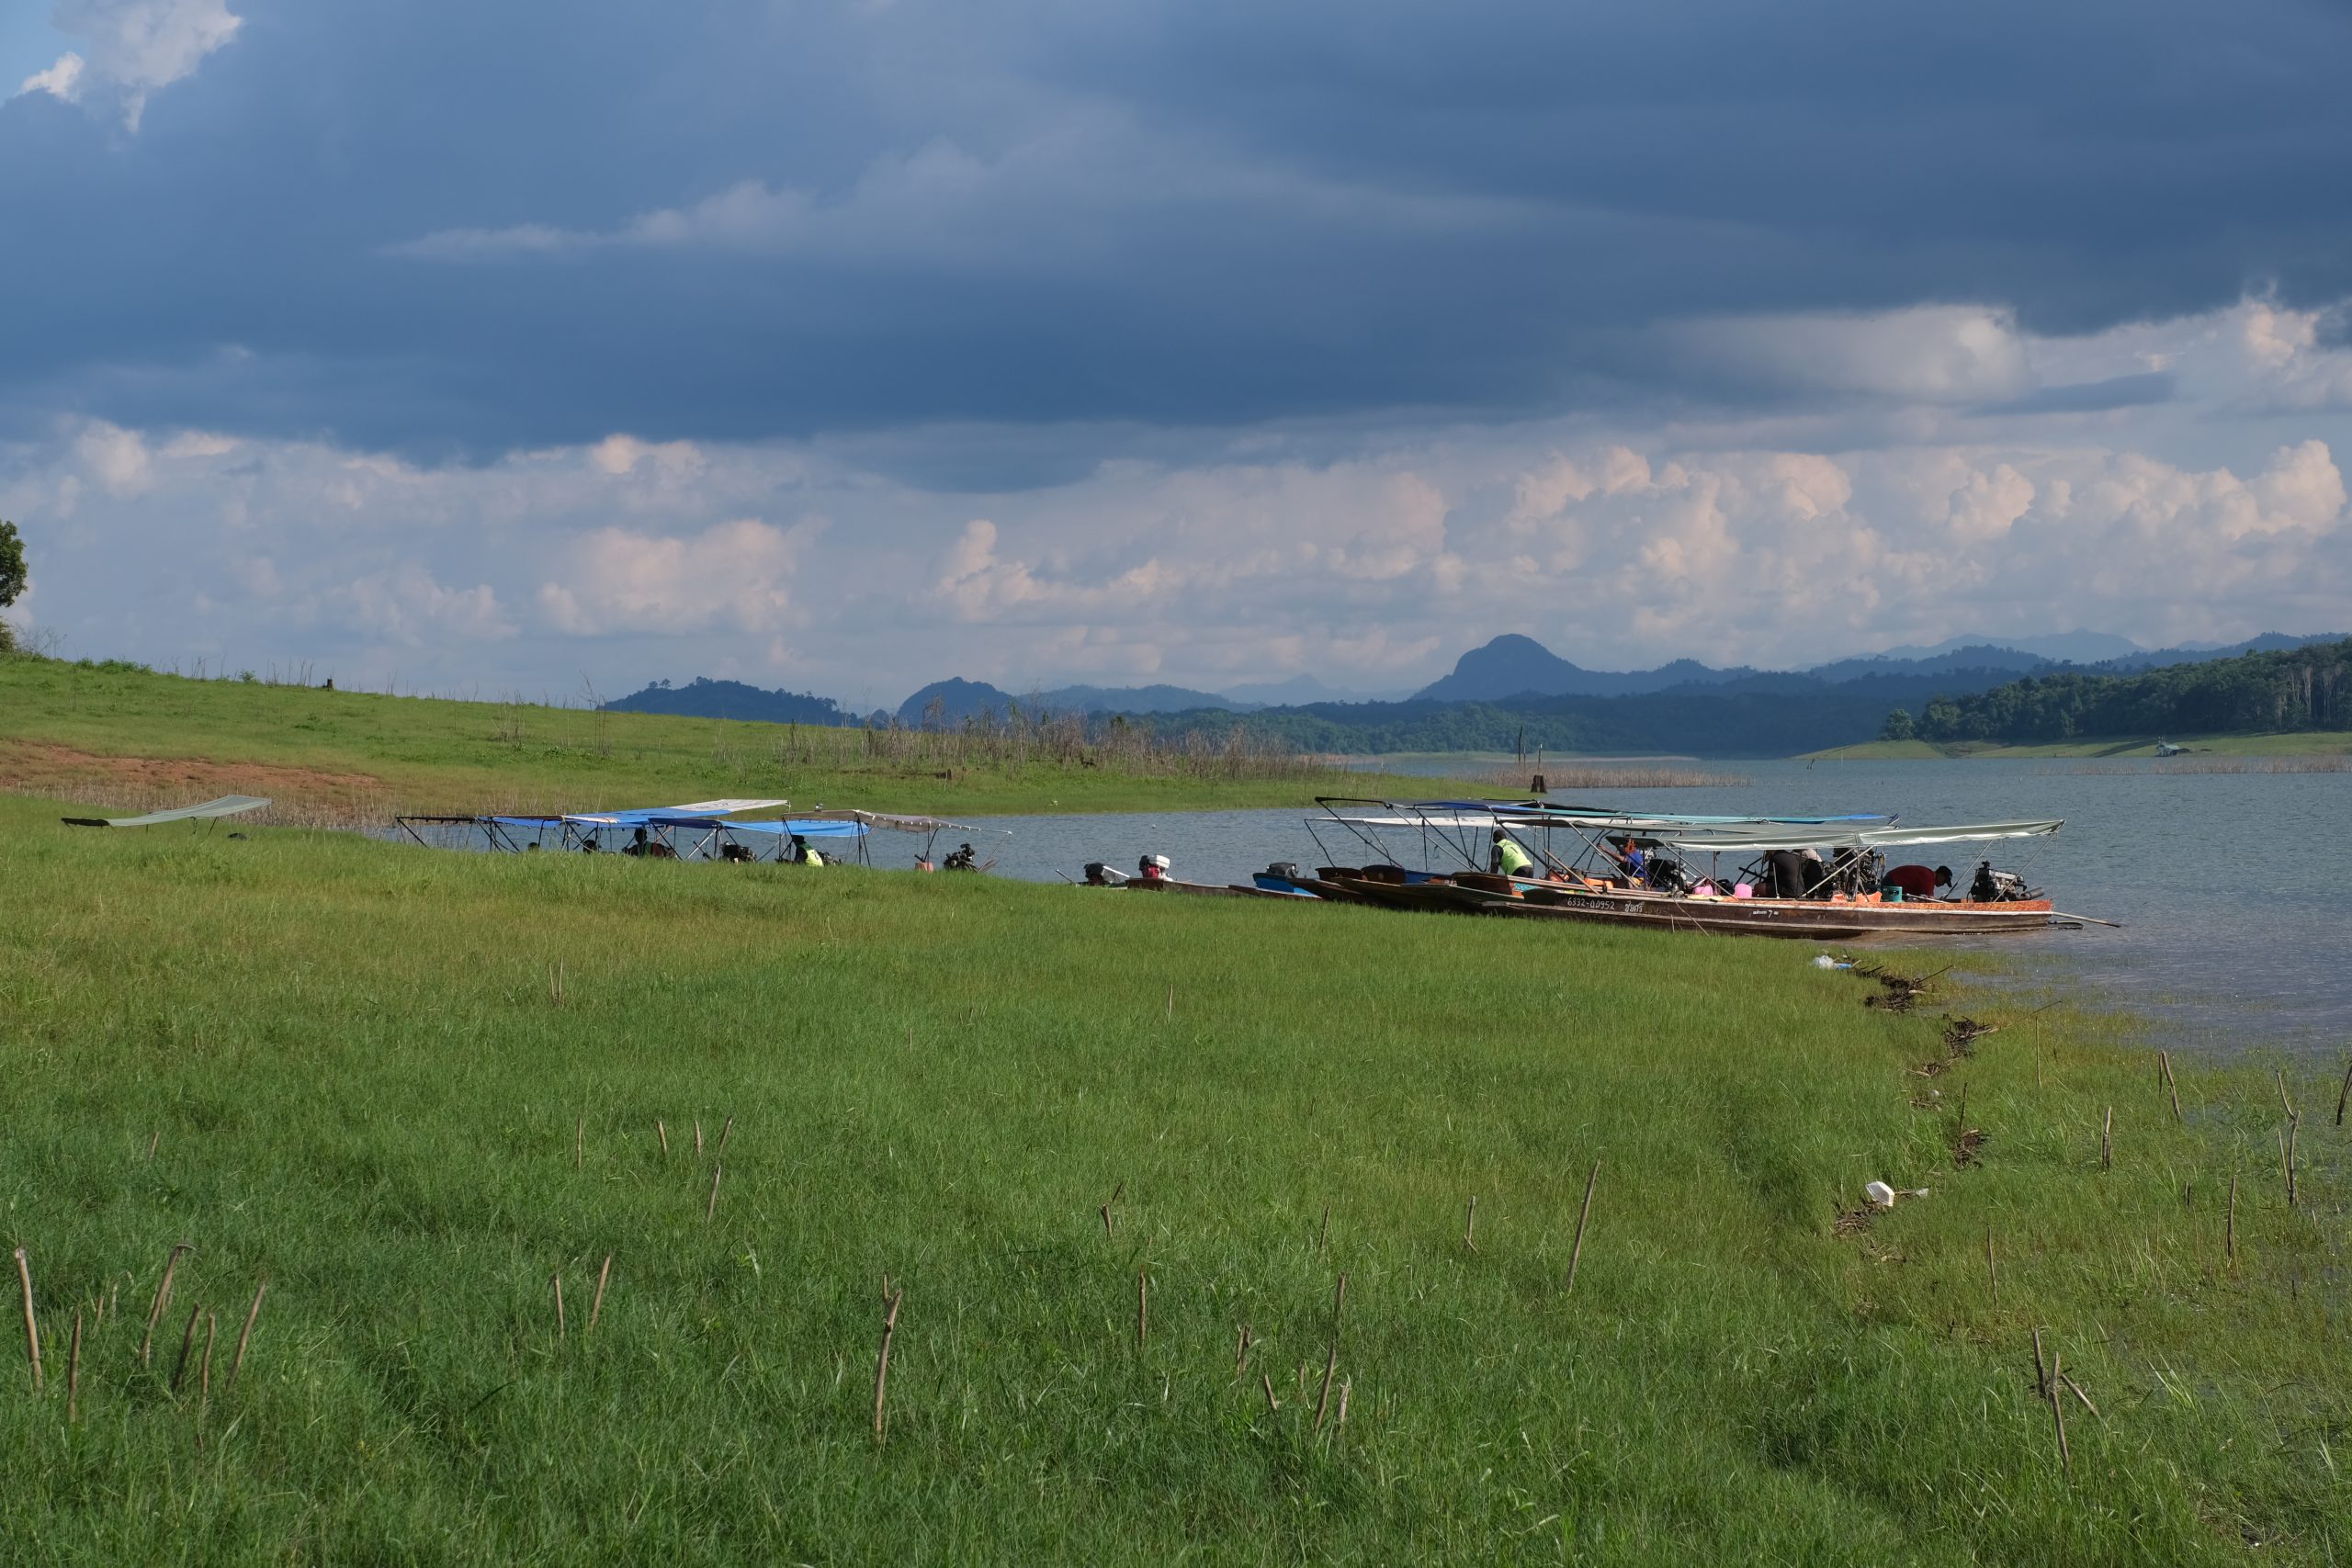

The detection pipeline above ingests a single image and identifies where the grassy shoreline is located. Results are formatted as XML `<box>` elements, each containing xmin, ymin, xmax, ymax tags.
<box><xmin>3</xmin><ymin>793</ymin><xmax>2346</xmax><ymax>1561</ymax></box>
<box><xmin>0</xmin><ymin>657</ymin><xmax>1477</xmax><ymax>819</ymax></box>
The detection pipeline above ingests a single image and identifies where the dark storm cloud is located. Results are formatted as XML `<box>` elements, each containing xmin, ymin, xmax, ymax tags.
<box><xmin>5</xmin><ymin>0</ymin><xmax>2350</xmax><ymax>456</ymax></box>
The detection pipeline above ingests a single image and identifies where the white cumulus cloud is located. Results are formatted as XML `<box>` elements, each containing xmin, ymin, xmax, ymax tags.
<box><xmin>337</xmin><ymin>567</ymin><xmax>514</xmax><ymax>647</ymax></box>
<box><xmin>18</xmin><ymin>0</ymin><xmax>242</xmax><ymax>130</ymax></box>
<box><xmin>537</xmin><ymin>518</ymin><xmax>815</xmax><ymax>636</ymax></box>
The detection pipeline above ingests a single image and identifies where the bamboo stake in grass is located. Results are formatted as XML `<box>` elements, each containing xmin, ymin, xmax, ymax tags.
<box><xmin>147</xmin><ymin>1130</ymin><xmax>161</xmax><ymax>1162</ymax></box>
<box><xmin>198</xmin><ymin>1312</ymin><xmax>216</xmax><ymax>1403</ymax></box>
<box><xmin>1464</xmin><ymin>1196</ymin><xmax>1478</xmax><ymax>1252</ymax></box>
<box><xmin>2030</xmin><ymin>1328</ymin><xmax>2048</xmax><ymax>1397</ymax></box>
<box><xmin>2285</xmin><ymin>1113</ymin><xmax>2300</xmax><ymax>1206</ymax></box>
<box><xmin>588</xmin><ymin>1255</ymin><xmax>612</xmax><ymax>1335</ymax></box>
<box><xmin>1261</xmin><ymin>1371</ymin><xmax>1278</xmax><ymax>1414</ymax></box>
<box><xmin>551</xmin><ymin>1271</ymin><xmax>567</xmax><ymax>1341</ymax></box>
<box><xmin>2226</xmin><ymin>1173</ymin><xmax>2239</xmax><ymax>1265</ymax></box>
<box><xmin>718</xmin><ymin>1115</ymin><xmax>734</xmax><ymax>1154</ymax></box>
<box><xmin>2160</xmin><ymin>1052</ymin><xmax>2182</xmax><ymax>1123</ymax></box>
<box><xmin>1317</xmin><ymin>1202</ymin><xmax>1331</xmax><ymax>1255</ymax></box>
<box><xmin>1336</xmin><ymin>1377</ymin><xmax>1351</xmax><ymax>1432</ymax></box>
<box><xmin>228</xmin><ymin>1276</ymin><xmax>266</xmax><ymax>1393</ymax></box>
<box><xmin>14</xmin><ymin>1247</ymin><xmax>40</xmax><ymax>1391</ymax></box>
<box><xmin>141</xmin><ymin>1241</ymin><xmax>194</xmax><ymax>1366</ymax></box>
<box><xmin>1332</xmin><ymin>1271</ymin><xmax>1349</xmax><ymax>1337</ymax></box>
<box><xmin>575</xmin><ymin>1116</ymin><xmax>583</xmax><ymax>1172</ymax></box>
<box><xmin>171</xmin><ymin>1301</ymin><xmax>202</xmax><ymax>1395</ymax></box>
<box><xmin>2100</xmin><ymin>1106</ymin><xmax>2112</xmax><ymax>1171</ymax></box>
<box><xmin>66</xmin><ymin>1308</ymin><xmax>82</xmax><ymax>1420</ymax></box>
<box><xmin>1313</xmin><ymin>1341</ymin><xmax>1338</xmax><ymax>1431</ymax></box>
<box><xmin>873</xmin><ymin>1287</ymin><xmax>903</xmax><ymax>1445</ymax></box>
<box><xmin>706</xmin><ymin>1163</ymin><xmax>724</xmax><ymax>1224</ymax></box>
<box><xmin>695</xmin><ymin>1119</ymin><xmax>705</xmax><ymax>1156</ymax></box>
<box><xmin>2047</xmin><ymin>1350</ymin><xmax>2072</xmax><ymax>1479</ymax></box>
<box><xmin>1235</xmin><ymin>1323</ymin><xmax>1251</xmax><ymax>1376</ymax></box>
<box><xmin>2277</xmin><ymin>1068</ymin><xmax>2295</xmax><ymax>1120</ymax></box>
<box><xmin>1566</xmin><ymin>1159</ymin><xmax>1600</xmax><ymax>1295</ymax></box>
<box><xmin>656</xmin><ymin>1119</ymin><xmax>669</xmax><ymax>1158</ymax></box>
<box><xmin>1136</xmin><ymin>1269</ymin><xmax>1149</xmax><ymax>1348</ymax></box>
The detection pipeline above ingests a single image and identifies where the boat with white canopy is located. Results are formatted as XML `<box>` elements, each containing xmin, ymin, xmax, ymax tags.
<box><xmin>1297</xmin><ymin>799</ymin><xmax>2072</xmax><ymax>938</ymax></box>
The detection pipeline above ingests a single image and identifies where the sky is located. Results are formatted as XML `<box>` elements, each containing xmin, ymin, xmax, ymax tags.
<box><xmin>4</xmin><ymin>0</ymin><xmax>2351</xmax><ymax>708</ymax></box>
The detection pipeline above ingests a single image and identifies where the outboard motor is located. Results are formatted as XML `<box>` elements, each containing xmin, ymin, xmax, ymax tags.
<box><xmin>1648</xmin><ymin>855</ymin><xmax>1698</xmax><ymax>894</ymax></box>
<box><xmin>1264</xmin><ymin>861</ymin><xmax>1301</xmax><ymax>882</ymax></box>
<box><xmin>1969</xmin><ymin>861</ymin><xmax>2032</xmax><ymax>902</ymax></box>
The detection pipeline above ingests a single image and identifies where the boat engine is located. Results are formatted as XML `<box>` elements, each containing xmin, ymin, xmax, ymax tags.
<box><xmin>1968</xmin><ymin>861</ymin><xmax>2034</xmax><ymax>902</ymax></box>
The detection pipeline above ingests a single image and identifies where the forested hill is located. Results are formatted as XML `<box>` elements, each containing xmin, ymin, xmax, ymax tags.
<box><xmin>603</xmin><ymin>677</ymin><xmax>854</xmax><ymax>725</ymax></box>
<box><xmin>1143</xmin><ymin>668</ymin><xmax>2033</xmax><ymax>758</ymax></box>
<box><xmin>1886</xmin><ymin>637</ymin><xmax>2352</xmax><ymax>743</ymax></box>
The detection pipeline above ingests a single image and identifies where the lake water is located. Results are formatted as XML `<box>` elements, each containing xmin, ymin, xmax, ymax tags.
<box><xmin>964</xmin><ymin>759</ymin><xmax>2351</xmax><ymax>1059</ymax></box>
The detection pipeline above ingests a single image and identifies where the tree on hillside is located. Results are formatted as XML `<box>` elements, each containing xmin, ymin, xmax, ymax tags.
<box><xmin>1901</xmin><ymin>637</ymin><xmax>2352</xmax><ymax>741</ymax></box>
<box><xmin>0</xmin><ymin>519</ymin><xmax>24</xmax><ymax>652</ymax></box>
<box><xmin>1879</xmin><ymin>706</ymin><xmax>1915</xmax><ymax>741</ymax></box>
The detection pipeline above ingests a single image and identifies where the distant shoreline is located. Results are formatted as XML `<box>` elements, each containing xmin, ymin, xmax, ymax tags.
<box><xmin>1804</xmin><ymin>731</ymin><xmax>2352</xmax><ymax>761</ymax></box>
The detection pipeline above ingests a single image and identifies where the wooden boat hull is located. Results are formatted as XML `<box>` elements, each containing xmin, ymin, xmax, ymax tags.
<box><xmin>1318</xmin><ymin>865</ymin><xmax>1522</xmax><ymax>914</ymax></box>
<box><xmin>1106</xmin><ymin>865</ymin><xmax>2057</xmax><ymax>936</ymax></box>
<box><xmin>1125</xmin><ymin>877</ymin><xmax>1281</xmax><ymax>898</ymax></box>
<box><xmin>1491</xmin><ymin>888</ymin><xmax>2055</xmax><ymax>939</ymax></box>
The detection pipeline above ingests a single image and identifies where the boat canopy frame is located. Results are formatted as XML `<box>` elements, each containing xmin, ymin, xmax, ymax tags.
<box><xmin>1309</xmin><ymin>797</ymin><xmax>2062</xmax><ymax>902</ymax></box>
<box><xmin>391</xmin><ymin>802</ymin><xmax>1007</xmax><ymax>866</ymax></box>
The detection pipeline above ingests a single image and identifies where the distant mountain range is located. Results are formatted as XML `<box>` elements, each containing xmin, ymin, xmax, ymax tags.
<box><xmin>599</xmin><ymin>629</ymin><xmax>2348</xmax><ymax>754</ymax></box>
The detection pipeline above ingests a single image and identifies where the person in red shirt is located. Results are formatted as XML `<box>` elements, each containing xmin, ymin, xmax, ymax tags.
<box><xmin>1883</xmin><ymin>863</ymin><xmax>1952</xmax><ymax>900</ymax></box>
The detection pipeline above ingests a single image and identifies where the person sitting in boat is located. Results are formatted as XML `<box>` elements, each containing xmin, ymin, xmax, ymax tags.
<box><xmin>1490</xmin><ymin>829</ymin><xmax>1539</xmax><ymax>879</ymax></box>
<box><xmin>623</xmin><ymin>826</ymin><xmax>677</xmax><ymax>860</ymax></box>
<box><xmin>1136</xmin><ymin>853</ymin><xmax>1170</xmax><ymax>883</ymax></box>
<box><xmin>790</xmin><ymin>833</ymin><xmax>826</xmax><ymax>866</ymax></box>
<box><xmin>1763</xmin><ymin>848</ymin><xmax>1810</xmax><ymax>898</ymax></box>
<box><xmin>1882</xmin><ymin>863</ymin><xmax>1952</xmax><ymax>901</ymax></box>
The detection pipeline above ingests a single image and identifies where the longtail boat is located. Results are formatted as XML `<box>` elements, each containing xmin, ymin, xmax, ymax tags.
<box><xmin>1303</xmin><ymin>799</ymin><xmax>2075</xmax><ymax>939</ymax></box>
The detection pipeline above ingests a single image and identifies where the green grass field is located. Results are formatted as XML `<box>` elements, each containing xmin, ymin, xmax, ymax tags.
<box><xmin>1814</xmin><ymin>734</ymin><xmax>2352</xmax><ymax>761</ymax></box>
<box><xmin>0</xmin><ymin>658</ymin><xmax>1466</xmax><ymax>819</ymax></box>
<box><xmin>3</xmin><ymin>794</ymin><xmax>2346</xmax><ymax>1562</ymax></box>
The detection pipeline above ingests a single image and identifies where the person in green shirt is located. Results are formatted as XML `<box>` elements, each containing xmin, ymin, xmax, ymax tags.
<box><xmin>1491</xmin><ymin>828</ymin><xmax>1537</xmax><ymax>878</ymax></box>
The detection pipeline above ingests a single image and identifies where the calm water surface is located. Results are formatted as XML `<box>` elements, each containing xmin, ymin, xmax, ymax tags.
<box><xmin>967</xmin><ymin>760</ymin><xmax>2350</xmax><ymax>1058</ymax></box>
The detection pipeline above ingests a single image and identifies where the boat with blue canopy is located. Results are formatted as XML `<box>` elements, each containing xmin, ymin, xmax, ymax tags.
<box><xmin>393</xmin><ymin>800</ymin><xmax>997</xmax><ymax>866</ymax></box>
